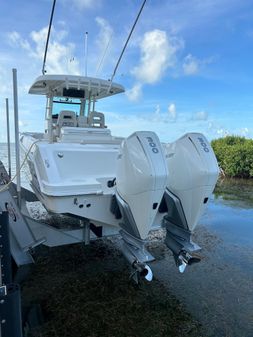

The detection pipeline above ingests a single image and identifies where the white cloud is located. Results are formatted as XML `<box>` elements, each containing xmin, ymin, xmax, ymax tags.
<box><xmin>0</xmin><ymin>66</ymin><xmax>11</xmax><ymax>98</ymax></box>
<box><xmin>168</xmin><ymin>103</ymin><xmax>177</xmax><ymax>121</ymax></box>
<box><xmin>95</xmin><ymin>17</ymin><xmax>114</xmax><ymax>75</ymax></box>
<box><xmin>132</xmin><ymin>29</ymin><xmax>183</xmax><ymax>84</ymax></box>
<box><xmin>154</xmin><ymin>104</ymin><xmax>161</xmax><ymax>122</ymax></box>
<box><xmin>126</xmin><ymin>30</ymin><xmax>215</xmax><ymax>104</ymax></box>
<box><xmin>144</xmin><ymin>103</ymin><xmax>178</xmax><ymax>124</ymax></box>
<box><xmin>206</xmin><ymin>121</ymin><xmax>232</xmax><ymax>139</ymax></box>
<box><xmin>7</xmin><ymin>31</ymin><xmax>27</xmax><ymax>49</ymax></box>
<box><xmin>104</xmin><ymin>107</ymin><xmax>221</xmax><ymax>142</ymax></box>
<box><xmin>239</xmin><ymin>127</ymin><xmax>249</xmax><ymax>137</ymax></box>
<box><xmin>105</xmin><ymin>110</ymin><xmax>181</xmax><ymax>141</ymax></box>
<box><xmin>7</xmin><ymin>31</ymin><xmax>31</xmax><ymax>51</ymax></box>
<box><xmin>95</xmin><ymin>17</ymin><xmax>113</xmax><ymax>49</ymax></box>
<box><xmin>216</xmin><ymin>128</ymin><xmax>229</xmax><ymax>137</ymax></box>
<box><xmin>7</xmin><ymin>26</ymin><xmax>80</xmax><ymax>75</ymax></box>
<box><xmin>150</xmin><ymin>104</ymin><xmax>163</xmax><ymax>123</ymax></box>
<box><xmin>71</xmin><ymin>0</ymin><xmax>101</xmax><ymax>9</ymax></box>
<box><xmin>206</xmin><ymin>125</ymin><xmax>251</xmax><ymax>139</ymax></box>
<box><xmin>125</xmin><ymin>83</ymin><xmax>142</xmax><ymax>102</ymax></box>
<box><xmin>183</xmin><ymin>54</ymin><xmax>199</xmax><ymax>75</ymax></box>
<box><xmin>126</xmin><ymin>30</ymin><xmax>183</xmax><ymax>102</ymax></box>
<box><xmin>19</xmin><ymin>120</ymin><xmax>28</xmax><ymax>128</ymax></box>
<box><xmin>30</xmin><ymin>27</ymin><xmax>80</xmax><ymax>74</ymax></box>
<box><xmin>193</xmin><ymin>111</ymin><xmax>208</xmax><ymax>121</ymax></box>
<box><xmin>57</xmin><ymin>20</ymin><xmax>66</xmax><ymax>27</ymax></box>
<box><xmin>183</xmin><ymin>54</ymin><xmax>216</xmax><ymax>76</ymax></box>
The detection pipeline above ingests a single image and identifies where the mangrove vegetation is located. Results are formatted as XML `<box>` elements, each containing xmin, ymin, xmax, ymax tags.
<box><xmin>211</xmin><ymin>136</ymin><xmax>253</xmax><ymax>178</ymax></box>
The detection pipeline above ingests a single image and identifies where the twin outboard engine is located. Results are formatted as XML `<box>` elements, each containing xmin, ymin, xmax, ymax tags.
<box><xmin>162</xmin><ymin>133</ymin><xmax>219</xmax><ymax>271</ymax></box>
<box><xmin>114</xmin><ymin>131</ymin><xmax>167</xmax><ymax>281</ymax></box>
<box><xmin>164</xmin><ymin>133</ymin><xmax>219</xmax><ymax>232</ymax></box>
<box><xmin>113</xmin><ymin>131</ymin><xmax>219</xmax><ymax>279</ymax></box>
<box><xmin>116</xmin><ymin>131</ymin><xmax>168</xmax><ymax>239</ymax></box>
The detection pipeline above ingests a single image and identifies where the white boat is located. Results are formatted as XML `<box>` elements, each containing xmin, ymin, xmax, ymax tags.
<box><xmin>9</xmin><ymin>0</ymin><xmax>219</xmax><ymax>280</ymax></box>
<box><xmin>19</xmin><ymin>72</ymin><xmax>219</xmax><ymax>280</ymax></box>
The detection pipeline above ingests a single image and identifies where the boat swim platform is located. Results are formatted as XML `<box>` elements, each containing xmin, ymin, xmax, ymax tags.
<box><xmin>0</xmin><ymin>160</ymin><xmax>118</xmax><ymax>267</ymax></box>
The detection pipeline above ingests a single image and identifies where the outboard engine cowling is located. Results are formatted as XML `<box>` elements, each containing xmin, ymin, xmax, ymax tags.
<box><xmin>116</xmin><ymin>131</ymin><xmax>168</xmax><ymax>239</ymax></box>
<box><xmin>162</xmin><ymin>133</ymin><xmax>219</xmax><ymax>272</ymax></box>
<box><xmin>164</xmin><ymin>132</ymin><xmax>219</xmax><ymax>231</ymax></box>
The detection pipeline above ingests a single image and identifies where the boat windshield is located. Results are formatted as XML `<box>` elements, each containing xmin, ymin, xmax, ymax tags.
<box><xmin>52</xmin><ymin>97</ymin><xmax>86</xmax><ymax>117</ymax></box>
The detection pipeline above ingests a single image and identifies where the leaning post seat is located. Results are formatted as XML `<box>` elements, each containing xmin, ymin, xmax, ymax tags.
<box><xmin>54</xmin><ymin>110</ymin><xmax>77</xmax><ymax>137</ymax></box>
<box><xmin>57</xmin><ymin>110</ymin><xmax>77</xmax><ymax>127</ymax></box>
<box><xmin>57</xmin><ymin>127</ymin><xmax>124</xmax><ymax>144</ymax></box>
<box><xmin>88</xmin><ymin>111</ymin><xmax>106</xmax><ymax>128</ymax></box>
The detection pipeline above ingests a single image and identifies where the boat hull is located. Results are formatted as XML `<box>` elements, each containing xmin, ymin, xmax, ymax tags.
<box><xmin>20</xmin><ymin>130</ymin><xmax>219</xmax><ymax>239</ymax></box>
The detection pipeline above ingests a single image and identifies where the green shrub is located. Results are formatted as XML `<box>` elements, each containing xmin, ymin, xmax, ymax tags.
<box><xmin>211</xmin><ymin>136</ymin><xmax>253</xmax><ymax>178</ymax></box>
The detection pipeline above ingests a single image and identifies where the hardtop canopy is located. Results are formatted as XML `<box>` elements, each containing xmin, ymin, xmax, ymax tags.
<box><xmin>29</xmin><ymin>74</ymin><xmax>125</xmax><ymax>99</ymax></box>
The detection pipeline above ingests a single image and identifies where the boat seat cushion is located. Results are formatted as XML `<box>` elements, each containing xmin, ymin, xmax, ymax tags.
<box><xmin>41</xmin><ymin>177</ymin><xmax>102</xmax><ymax>196</ymax></box>
<box><xmin>88</xmin><ymin>111</ymin><xmax>106</xmax><ymax>128</ymax></box>
<box><xmin>57</xmin><ymin>110</ymin><xmax>77</xmax><ymax>127</ymax></box>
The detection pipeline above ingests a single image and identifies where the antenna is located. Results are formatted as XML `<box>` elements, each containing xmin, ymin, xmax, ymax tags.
<box><xmin>42</xmin><ymin>0</ymin><xmax>57</xmax><ymax>75</ymax></box>
<box><xmin>84</xmin><ymin>32</ymin><xmax>88</xmax><ymax>76</ymax></box>
<box><xmin>95</xmin><ymin>33</ymin><xmax>112</xmax><ymax>77</ymax></box>
<box><xmin>109</xmin><ymin>0</ymin><xmax>147</xmax><ymax>84</ymax></box>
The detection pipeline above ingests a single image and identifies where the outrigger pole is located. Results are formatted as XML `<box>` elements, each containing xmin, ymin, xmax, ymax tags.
<box><xmin>42</xmin><ymin>0</ymin><xmax>57</xmax><ymax>75</ymax></box>
<box><xmin>109</xmin><ymin>0</ymin><xmax>147</xmax><ymax>84</ymax></box>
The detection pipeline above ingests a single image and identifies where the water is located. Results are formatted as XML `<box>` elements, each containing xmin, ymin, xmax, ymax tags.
<box><xmin>0</xmin><ymin>142</ymin><xmax>30</xmax><ymax>188</ymax></box>
<box><xmin>1</xmin><ymin>143</ymin><xmax>252</xmax><ymax>336</ymax></box>
<box><xmin>151</xmin><ymin>185</ymin><xmax>253</xmax><ymax>337</ymax></box>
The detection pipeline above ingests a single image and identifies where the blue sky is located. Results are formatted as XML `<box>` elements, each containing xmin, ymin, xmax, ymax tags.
<box><xmin>1</xmin><ymin>0</ymin><xmax>253</xmax><ymax>142</ymax></box>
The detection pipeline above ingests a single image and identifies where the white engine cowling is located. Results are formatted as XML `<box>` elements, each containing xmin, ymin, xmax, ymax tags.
<box><xmin>163</xmin><ymin>133</ymin><xmax>219</xmax><ymax>231</ymax></box>
<box><xmin>116</xmin><ymin>131</ymin><xmax>168</xmax><ymax>239</ymax></box>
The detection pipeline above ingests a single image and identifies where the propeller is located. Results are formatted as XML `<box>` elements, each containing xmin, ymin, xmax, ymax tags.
<box><xmin>177</xmin><ymin>250</ymin><xmax>201</xmax><ymax>273</ymax></box>
<box><xmin>130</xmin><ymin>262</ymin><xmax>153</xmax><ymax>283</ymax></box>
